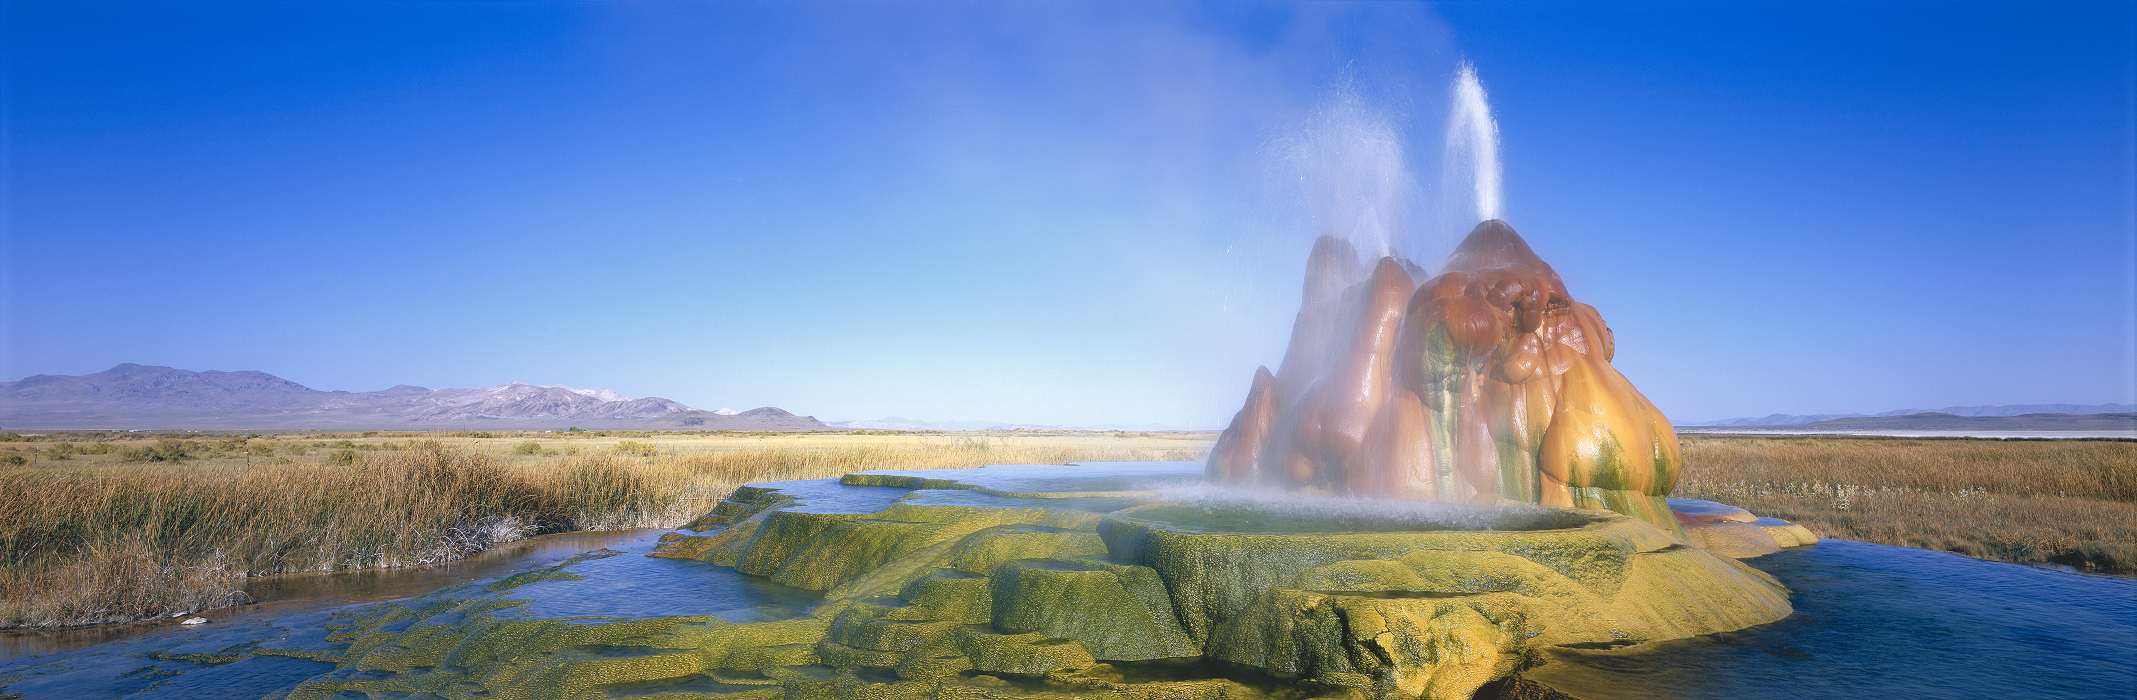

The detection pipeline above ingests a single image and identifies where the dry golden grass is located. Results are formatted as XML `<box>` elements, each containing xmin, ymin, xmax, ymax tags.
<box><xmin>1676</xmin><ymin>435</ymin><xmax>2137</xmax><ymax>574</ymax></box>
<box><xmin>0</xmin><ymin>430</ymin><xmax>1208</xmax><ymax>628</ymax></box>
<box><xmin>10</xmin><ymin>429</ymin><xmax>2124</xmax><ymax>626</ymax></box>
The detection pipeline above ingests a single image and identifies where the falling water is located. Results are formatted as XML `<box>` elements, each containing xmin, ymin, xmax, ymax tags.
<box><xmin>1442</xmin><ymin>62</ymin><xmax>1503</xmax><ymax>229</ymax></box>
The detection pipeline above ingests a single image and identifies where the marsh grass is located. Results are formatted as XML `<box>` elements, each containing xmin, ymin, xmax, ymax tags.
<box><xmin>0</xmin><ymin>431</ymin><xmax>1206</xmax><ymax>628</ymax></box>
<box><xmin>1676</xmin><ymin>435</ymin><xmax>2137</xmax><ymax>574</ymax></box>
<box><xmin>19</xmin><ymin>429</ymin><xmax>2122</xmax><ymax>628</ymax></box>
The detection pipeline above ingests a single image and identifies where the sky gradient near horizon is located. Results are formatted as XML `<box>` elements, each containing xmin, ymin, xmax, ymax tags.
<box><xmin>5</xmin><ymin>1</ymin><xmax>2134</xmax><ymax>426</ymax></box>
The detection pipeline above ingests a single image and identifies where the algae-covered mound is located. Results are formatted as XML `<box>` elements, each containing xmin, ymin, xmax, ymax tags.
<box><xmin>276</xmin><ymin>462</ymin><xmax>1809</xmax><ymax>700</ymax></box>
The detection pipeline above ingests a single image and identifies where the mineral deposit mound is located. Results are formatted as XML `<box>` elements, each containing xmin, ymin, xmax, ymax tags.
<box><xmin>1208</xmin><ymin>219</ymin><xmax>1686</xmax><ymax>530</ymax></box>
<box><xmin>272</xmin><ymin>467</ymin><xmax>1813</xmax><ymax>699</ymax></box>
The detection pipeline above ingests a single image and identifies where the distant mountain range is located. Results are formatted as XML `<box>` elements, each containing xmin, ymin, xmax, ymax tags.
<box><xmin>0</xmin><ymin>364</ymin><xmax>825</xmax><ymax>431</ymax></box>
<box><xmin>1746</xmin><ymin>412</ymin><xmax>2137</xmax><ymax>432</ymax></box>
<box><xmin>1687</xmin><ymin>403</ymin><xmax>2136</xmax><ymax>431</ymax></box>
<box><xmin>829</xmin><ymin>416</ymin><xmax>1214</xmax><ymax>432</ymax></box>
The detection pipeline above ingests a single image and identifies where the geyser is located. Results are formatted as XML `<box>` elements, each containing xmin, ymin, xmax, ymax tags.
<box><xmin>1210</xmin><ymin>65</ymin><xmax>1681</xmax><ymax>529</ymax></box>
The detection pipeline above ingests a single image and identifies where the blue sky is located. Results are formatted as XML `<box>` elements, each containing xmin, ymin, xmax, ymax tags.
<box><xmin>4</xmin><ymin>1</ymin><xmax>2132</xmax><ymax>426</ymax></box>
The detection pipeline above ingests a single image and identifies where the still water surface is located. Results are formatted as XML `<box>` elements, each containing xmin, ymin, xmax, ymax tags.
<box><xmin>1531</xmin><ymin>539</ymin><xmax>2137</xmax><ymax>699</ymax></box>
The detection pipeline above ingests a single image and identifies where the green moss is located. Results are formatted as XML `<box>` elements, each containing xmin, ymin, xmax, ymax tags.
<box><xmin>897</xmin><ymin>570</ymin><xmax>993</xmax><ymax>624</ymax></box>
<box><xmin>147</xmin><ymin>650</ymin><xmax>246</xmax><ymax>666</ymax></box>
<box><xmin>828</xmin><ymin>602</ymin><xmax>964</xmax><ymax>654</ymax></box>
<box><xmin>838</xmin><ymin>473</ymin><xmax>966</xmax><ymax>490</ymax></box>
<box><xmin>649</xmin><ymin>531</ymin><xmax>721</xmax><ymax>560</ymax></box>
<box><xmin>733</xmin><ymin>513</ymin><xmax>944</xmax><ymax>590</ymax></box>
<box><xmin>944</xmin><ymin>525</ymin><xmax>1108</xmax><ymax>575</ymax></box>
<box><xmin>1566</xmin><ymin>488</ymin><xmax>1683</xmax><ymax>536</ymax></box>
<box><xmin>1418</xmin><ymin>326</ymin><xmax>1462</xmax><ymax>496</ymax></box>
<box><xmin>687</xmin><ymin>485</ymin><xmax>800</xmax><ymax>531</ymax></box>
<box><xmin>989</xmin><ymin>560</ymin><xmax>1198</xmax><ymax>661</ymax></box>
<box><xmin>1099</xmin><ymin>503</ymin><xmax>1648</xmax><ymax>641</ymax></box>
<box><xmin>1587</xmin><ymin>436</ymin><xmax>1627</xmax><ymax>494</ymax></box>
<box><xmin>1649</xmin><ymin>420</ymin><xmax>1678</xmax><ymax>491</ymax></box>
<box><xmin>891</xmin><ymin>651</ymin><xmax>974</xmax><ymax>681</ymax></box>
<box><xmin>1207</xmin><ymin>587</ymin><xmax>1532</xmax><ymax>700</ymax></box>
<box><xmin>703</xmin><ymin>497</ymin><xmax>1107</xmax><ymax>597</ymax></box>
<box><xmin>485</xmin><ymin>568</ymin><xmax>586</xmax><ymax>592</ymax></box>
<box><xmin>1494</xmin><ymin>427</ymin><xmax>1540</xmax><ymax>504</ymax></box>
<box><xmin>953</xmin><ymin>629</ymin><xmax>1098</xmax><ymax>677</ymax></box>
<box><xmin>814</xmin><ymin>640</ymin><xmax>908</xmax><ymax>670</ymax></box>
<box><xmin>1295</xmin><ymin>550</ymin><xmax>1567</xmax><ymax>598</ymax></box>
<box><xmin>693</xmin><ymin>617</ymin><xmax>833</xmax><ymax>676</ymax></box>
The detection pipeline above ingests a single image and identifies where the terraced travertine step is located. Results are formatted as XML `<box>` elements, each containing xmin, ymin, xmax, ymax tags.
<box><xmin>276</xmin><ymin>462</ymin><xmax>1811</xmax><ymax>700</ymax></box>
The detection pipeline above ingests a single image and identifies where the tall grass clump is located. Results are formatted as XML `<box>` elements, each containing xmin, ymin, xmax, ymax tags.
<box><xmin>0</xmin><ymin>432</ymin><xmax>1208</xmax><ymax>627</ymax></box>
<box><xmin>0</xmin><ymin>443</ymin><xmax>549</xmax><ymax>627</ymax></box>
<box><xmin>1676</xmin><ymin>436</ymin><xmax>2137</xmax><ymax>574</ymax></box>
<box><xmin>612</xmin><ymin>440</ymin><xmax>657</xmax><ymax>457</ymax></box>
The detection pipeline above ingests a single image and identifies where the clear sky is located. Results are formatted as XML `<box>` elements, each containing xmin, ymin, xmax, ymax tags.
<box><xmin>4</xmin><ymin>1</ymin><xmax>2133</xmax><ymax>426</ymax></box>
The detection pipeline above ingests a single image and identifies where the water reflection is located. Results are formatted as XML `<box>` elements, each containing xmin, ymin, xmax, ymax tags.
<box><xmin>494</xmin><ymin>544</ymin><xmax>817</xmax><ymax>621</ymax></box>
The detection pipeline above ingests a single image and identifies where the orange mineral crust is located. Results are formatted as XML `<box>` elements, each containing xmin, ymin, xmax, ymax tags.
<box><xmin>1209</xmin><ymin>220</ymin><xmax>1684</xmax><ymax>529</ymax></box>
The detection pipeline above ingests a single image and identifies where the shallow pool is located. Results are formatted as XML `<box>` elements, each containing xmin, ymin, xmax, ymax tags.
<box><xmin>1527</xmin><ymin>539</ymin><xmax>2137</xmax><ymax>699</ymax></box>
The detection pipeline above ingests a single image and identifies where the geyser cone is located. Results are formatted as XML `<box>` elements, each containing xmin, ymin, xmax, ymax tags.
<box><xmin>1209</xmin><ymin>220</ymin><xmax>1684</xmax><ymax>530</ymax></box>
<box><xmin>1205</xmin><ymin>366</ymin><xmax>1274</xmax><ymax>483</ymax></box>
<box><xmin>1269</xmin><ymin>256</ymin><xmax>1417</xmax><ymax>491</ymax></box>
<box><xmin>1270</xmin><ymin>235</ymin><xmax>1369</xmax><ymax>408</ymax></box>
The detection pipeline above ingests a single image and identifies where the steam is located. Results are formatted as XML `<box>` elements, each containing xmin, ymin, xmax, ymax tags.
<box><xmin>1442</xmin><ymin>62</ymin><xmax>1503</xmax><ymax>230</ymax></box>
<box><xmin>1152</xmin><ymin>484</ymin><xmax>1592</xmax><ymax>532</ymax></box>
<box><xmin>1268</xmin><ymin>62</ymin><xmax>1508</xmax><ymax>271</ymax></box>
<box><xmin>1268</xmin><ymin>86</ymin><xmax>1421</xmax><ymax>260</ymax></box>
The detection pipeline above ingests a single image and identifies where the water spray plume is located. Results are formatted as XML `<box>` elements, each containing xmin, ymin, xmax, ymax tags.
<box><xmin>1270</xmin><ymin>87</ymin><xmax>1419</xmax><ymax>260</ymax></box>
<box><xmin>1444</xmin><ymin>62</ymin><xmax>1503</xmax><ymax>227</ymax></box>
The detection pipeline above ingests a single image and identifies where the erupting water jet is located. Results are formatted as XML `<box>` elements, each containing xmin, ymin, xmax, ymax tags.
<box><xmin>1444</xmin><ymin>62</ymin><xmax>1504</xmax><ymax>231</ymax></box>
<box><xmin>1209</xmin><ymin>65</ymin><xmax>1700</xmax><ymax>531</ymax></box>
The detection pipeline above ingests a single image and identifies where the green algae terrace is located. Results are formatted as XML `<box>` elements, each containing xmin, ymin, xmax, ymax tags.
<box><xmin>0</xmin><ymin>462</ymin><xmax>1827</xmax><ymax>699</ymax></box>
<box><xmin>66</xmin><ymin>460</ymin><xmax>1780</xmax><ymax>700</ymax></box>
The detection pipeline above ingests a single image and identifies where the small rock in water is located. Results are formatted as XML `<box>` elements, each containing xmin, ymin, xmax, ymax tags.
<box><xmin>179</xmin><ymin>617</ymin><xmax>208</xmax><ymax>626</ymax></box>
<box><xmin>170</xmin><ymin>611</ymin><xmax>191</xmax><ymax>618</ymax></box>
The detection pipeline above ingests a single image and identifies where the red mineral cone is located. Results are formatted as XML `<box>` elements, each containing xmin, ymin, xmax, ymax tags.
<box><xmin>1263</xmin><ymin>257</ymin><xmax>1414</xmax><ymax>490</ymax></box>
<box><xmin>1205</xmin><ymin>366</ymin><xmax>1275</xmax><ymax>484</ymax></box>
<box><xmin>1202</xmin><ymin>220</ymin><xmax>1681</xmax><ymax>527</ymax></box>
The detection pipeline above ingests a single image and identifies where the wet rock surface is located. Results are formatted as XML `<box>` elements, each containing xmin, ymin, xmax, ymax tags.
<box><xmin>1668</xmin><ymin>499</ymin><xmax>1819</xmax><ymax>558</ymax></box>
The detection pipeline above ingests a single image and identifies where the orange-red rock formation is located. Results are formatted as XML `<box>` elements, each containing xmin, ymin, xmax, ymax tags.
<box><xmin>1207</xmin><ymin>220</ymin><xmax>1684</xmax><ymax>529</ymax></box>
